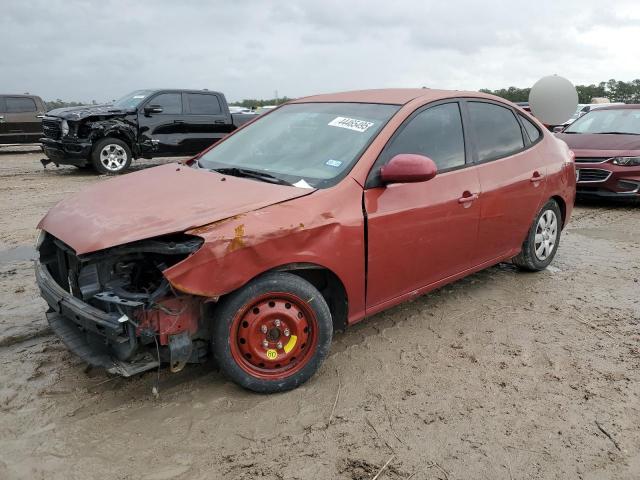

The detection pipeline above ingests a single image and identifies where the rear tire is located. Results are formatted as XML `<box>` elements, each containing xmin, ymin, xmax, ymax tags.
<box><xmin>513</xmin><ymin>199</ymin><xmax>562</xmax><ymax>271</ymax></box>
<box><xmin>212</xmin><ymin>272</ymin><xmax>333</xmax><ymax>393</ymax></box>
<box><xmin>91</xmin><ymin>137</ymin><xmax>132</xmax><ymax>174</ymax></box>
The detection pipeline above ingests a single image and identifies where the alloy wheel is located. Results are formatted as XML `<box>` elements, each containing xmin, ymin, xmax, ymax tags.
<box><xmin>100</xmin><ymin>144</ymin><xmax>128</xmax><ymax>172</ymax></box>
<box><xmin>534</xmin><ymin>209</ymin><xmax>558</xmax><ymax>261</ymax></box>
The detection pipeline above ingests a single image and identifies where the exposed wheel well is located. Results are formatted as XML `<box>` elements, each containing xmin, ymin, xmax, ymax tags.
<box><xmin>272</xmin><ymin>264</ymin><xmax>348</xmax><ymax>332</ymax></box>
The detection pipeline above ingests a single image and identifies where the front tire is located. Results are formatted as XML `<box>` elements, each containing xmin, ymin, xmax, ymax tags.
<box><xmin>91</xmin><ymin>137</ymin><xmax>132</xmax><ymax>174</ymax></box>
<box><xmin>512</xmin><ymin>199</ymin><xmax>562</xmax><ymax>271</ymax></box>
<box><xmin>212</xmin><ymin>272</ymin><xmax>333</xmax><ymax>393</ymax></box>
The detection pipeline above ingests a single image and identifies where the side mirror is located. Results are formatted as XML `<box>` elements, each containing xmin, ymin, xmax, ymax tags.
<box><xmin>380</xmin><ymin>154</ymin><xmax>438</xmax><ymax>184</ymax></box>
<box><xmin>553</xmin><ymin>125</ymin><xmax>565</xmax><ymax>133</ymax></box>
<box><xmin>144</xmin><ymin>105</ymin><xmax>163</xmax><ymax>115</ymax></box>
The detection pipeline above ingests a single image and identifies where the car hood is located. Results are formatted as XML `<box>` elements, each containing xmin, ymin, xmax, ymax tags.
<box><xmin>38</xmin><ymin>163</ymin><xmax>315</xmax><ymax>255</ymax></box>
<box><xmin>46</xmin><ymin>104</ymin><xmax>130</xmax><ymax>120</ymax></box>
<box><xmin>556</xmin><ymin>133</ymin><xmax>640</xmax><ymax>156</ymax></box>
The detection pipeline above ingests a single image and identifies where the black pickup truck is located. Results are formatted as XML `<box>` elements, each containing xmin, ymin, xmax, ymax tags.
<box><xmin>40</xmin><ymin>89</ymin><xmax>257</xmax><ymax>174</ymax></box>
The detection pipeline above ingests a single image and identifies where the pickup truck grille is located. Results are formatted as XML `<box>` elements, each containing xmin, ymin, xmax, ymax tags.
<box><xmin>42</xmin><ymin>119</ymin><xmax>61</xmax><ymax>140</ymax></box>
<box><xmin>577</xmin><ymin>168</ymin><xmax>611</xmax><ymax>183</ymax></box>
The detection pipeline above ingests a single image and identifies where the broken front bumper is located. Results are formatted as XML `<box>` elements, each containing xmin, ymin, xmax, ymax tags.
<box><xmin>40</xmin><ymin>137</ymin><xmax>92</xmax><ymax>166</ymax></box>
<box><xmin>35</xmin><ymin>260</ymin><xmax>159</xmax><ymax>376</ymax></box>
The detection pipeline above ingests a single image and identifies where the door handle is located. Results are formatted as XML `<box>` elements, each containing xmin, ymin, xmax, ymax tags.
<box><xmin>36</xmin><ymin>114</ymin><xmax>44</xmax><ymax>118</ymax></box>
<box><xmin>214</xmin><ymin>120</ymin><xmax>225</xmax><ymax>124</ymax></box>
<box><xmin>530</xmin><ymin>172</ymin><xmax>545</xmax><ymax>182</ymax></box>
<box><xmin>173</xmin><ymin>120</ymin><xmax>185</xmax><ymax>124</ymax></box>
<box><xmin>458</xmin><ymin>192</ymin><xmax>479</xmax><ymax>204</ymax></box>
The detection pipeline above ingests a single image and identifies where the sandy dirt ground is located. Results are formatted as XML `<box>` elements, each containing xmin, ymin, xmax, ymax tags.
<box><xmin>0</xmin><ymin>147</ymin><xmax>638</xmax><ymax>480</ymax></box>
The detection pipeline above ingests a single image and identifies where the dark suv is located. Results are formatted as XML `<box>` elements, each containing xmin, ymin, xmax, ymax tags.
<box><xmin>40</xmin><ymin>89</ymin><xmax>256</xmax><ymax>174</ymax></box>
<box><xmin>0</xmin><ymin>94</ymin><xmax>46</xmax><ymax>144</ymax></box>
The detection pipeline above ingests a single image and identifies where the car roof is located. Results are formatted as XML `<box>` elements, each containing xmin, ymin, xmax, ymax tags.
<box><xmin>588</xmin><ymin>103</ymin><xmax>637</xmax><ymax>111</ymax></box>
<box><xmin>290</xmin><ymin>88</ymin><xmax>506</xmax><ymax>106</ymax></box>
<box><xmin>0</xmin><ymin>94</ymin><xmax>39</xmax><ymax>98</ymax></box>
<box><xmin>148</xmin><ymin>89</ymin><xmax>224</xmax><ymax>95</ymax></box>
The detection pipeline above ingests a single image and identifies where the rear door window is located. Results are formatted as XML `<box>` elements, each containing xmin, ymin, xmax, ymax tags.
<box><xmin>186</xmin><ymin>93</ymin><xmax>222</xmax><ymax>115</ymax></box>
<box><xmin>6</xmin><ymin>97</ymin><xmax>37</xmax><ymax>113</ymax></box>
<box><xmin>149</xmin><ymin>93</ymin><xmax>182</xmax><ymax>114</ymax></box>
<box><xmin>468</xmin><ymin>102</ymin><xmax>524</xmax><ymax>162</ymax></box>
<box><xmin>380</xmin><ymin>102</ymin><xmax>466</xmax><ymax>171</ymax></box>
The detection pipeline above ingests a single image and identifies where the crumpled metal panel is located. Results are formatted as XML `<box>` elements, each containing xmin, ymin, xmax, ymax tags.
<box><xmin>38</xmin><ymin>163</ymin><xmax>313</xmax><ymax>255</ymax></box>
<box><xmin>163</xmin><ymin>178</ymin><xmax>366</xmax><ymax>324</ymax></box>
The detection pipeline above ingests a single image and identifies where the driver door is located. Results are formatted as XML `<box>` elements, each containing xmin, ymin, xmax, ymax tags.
<box><xmin>364</xmin><ymin>101</ymin><xmax>481</xmax><ymax>310</ymax></box>
<box><xmin>138</xmin><ymin>92</ymin><xmax>186</xmax><ymax>156</ymax></box>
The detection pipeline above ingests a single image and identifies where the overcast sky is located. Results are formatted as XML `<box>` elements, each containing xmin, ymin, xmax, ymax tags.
<box><xmin>2</xmin><ymin>0</ymin><xmax>640</xmax><ymax>103</ymax></box>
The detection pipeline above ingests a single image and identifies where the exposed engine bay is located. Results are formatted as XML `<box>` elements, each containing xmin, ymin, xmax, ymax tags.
<box><xmin>37</xmin><ymin>232</ymin><xmax>208</xmax><ymax>376</ymax></box>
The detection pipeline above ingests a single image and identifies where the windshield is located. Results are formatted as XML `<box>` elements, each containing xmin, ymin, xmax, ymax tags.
<box><xmin>565</xmin><ymin>108</ymin><xmax>640</xmax><ymax>134</ymax></box>
<box><xmin>112</xmin><ymin>90</ymin><xmax>155</xmax><ymax>109</ymax></box>
<box><xmin>198</xmin><ymin>102</ymin><xmax>400</xmax><ymax>188</ymax></box>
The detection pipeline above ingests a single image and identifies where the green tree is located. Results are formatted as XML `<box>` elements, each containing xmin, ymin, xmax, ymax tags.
<box><xmin>481</xmin><ymin>79</ymin><xmax>640</xmax><ymax>104</ymax></box>
<box><xmin>229</xmin><ymin>96</ymin><xmax>293</xmax><ymax>109</ymax></box>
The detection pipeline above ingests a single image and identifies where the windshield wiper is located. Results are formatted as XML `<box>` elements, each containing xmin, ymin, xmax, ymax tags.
<box><xmin>212</xmin><ymin>167</ymin><xmax>293</xmax><ymax>186</ymax></box>
<box><xmin>597</xmin><ymin>131</ymin><xmax>640</xmax><ymax>135</ymax></box>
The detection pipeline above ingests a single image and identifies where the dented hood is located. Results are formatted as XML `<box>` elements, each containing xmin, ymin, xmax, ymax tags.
<box><xmin>39</xmin><ymin>163</ymin><xmax>315</xmax><ymax>255</ymax></box>
<box><xmin>46</xmin><ymin>104</ymin><xmax>130</xmax><ymax>120</ymax></box>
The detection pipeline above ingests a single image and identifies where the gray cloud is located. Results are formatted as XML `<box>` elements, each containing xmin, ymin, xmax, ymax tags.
<box><xmin>1</xmin><ymin>0</ymin><xmax>638</xmax><ymax>103</ymax></box>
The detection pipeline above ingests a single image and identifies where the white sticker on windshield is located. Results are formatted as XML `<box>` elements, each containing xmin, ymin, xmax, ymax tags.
<box><xmin>132</xmin><ymin>95</ymin><xmax>146</xmax><ymax>99</ymax></box>
<box><xmin>293</xmin><ymin>179</ymin><xmax>313</xmax><ymax>189</ymax></box>
<box><xmin>328</xmin><ymin>117</ymin><xmax>374</xmax><ymax>133</ymax></box>
<box><xmin>326</xmin><ymin>159</ymin><xmax>342</xmax><ymax>167</ymax></box>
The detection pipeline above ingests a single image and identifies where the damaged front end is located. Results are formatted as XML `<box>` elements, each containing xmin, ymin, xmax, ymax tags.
<box><xmin>36</xmin><ymin>232</ymin><xmax>206</xmax><ymax>376</ymax></box>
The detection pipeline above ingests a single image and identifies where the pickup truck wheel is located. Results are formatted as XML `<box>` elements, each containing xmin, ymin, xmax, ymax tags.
<box><xmin>212</xmin><ymin>272</ymin><xmax>333</xmax><ymax>393</ymax></box>
<box><xmin>512</xmin><ymin>199</ymin><xmax>562</xmax><ymax>271</ymax></box>
<box><xmin>91</xmin><ymin>138</ymin><xmax>132</xmax><ymax>174</ymax></box>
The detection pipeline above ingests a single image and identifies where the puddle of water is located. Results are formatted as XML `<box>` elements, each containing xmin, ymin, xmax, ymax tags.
<box><xmin>0</xmin><ymin>245</ymin><xmax>37</xmax><ymax>266</ymax></box>
<box><xmin>571</xmin><ymin>228</ymin><xmax>637</xmax><ymax>244</ymax></box>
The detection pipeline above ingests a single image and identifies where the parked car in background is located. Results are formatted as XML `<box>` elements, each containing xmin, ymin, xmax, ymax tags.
<box><xmin>556</xmin><ymin>104</ymin><xmax>640</xmax><ymax>199</ymax></box>
<box><xmin>255</xmin><ymin>105</ymin><xmax>277</xmax><ymax>114</ymax></box>
<box><xmin>229</xmin><ymin>106</ymin><xmax>256</xmax><ymax>114</ymax></box>
<box><xmin>515</xmin><ymin>101</ymin><xmax>531</xmax><ymax>112</ymax></box>
<box><xmin>556</xmin><ymin>102</ymin><xmax>627</xmax><ymax>130</ymax></box>
<box><xmin>40</xmin><ymin>89</ymin><xmax>256</xmax><ymax>174</ymax></box>
<box><xmin>36</xmin><ymin>88</ymin><xmax>575</xmax><ymax>393</ymax></box>
<box><xmin>0</xmin><ymin>94</ymin><xmax>46</xmax><ymax>144</ymax></box>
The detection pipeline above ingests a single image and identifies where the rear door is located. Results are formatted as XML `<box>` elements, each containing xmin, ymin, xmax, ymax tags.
<box><xmin>3</xmin><ymin>96</ymin><xmax>42</xmax><ymax>141</ymax></box>
<box><xmin>138</xmin><ymin>92</ymin><xmax>185</xmax><ymax>156</ymax></box>
<box><xmin>182</xmin><ymin>92</ymin><xmax>235</xmax><ymax>154</ymax></box>
<box><xmin>0</xmin><ymin>97</ymin><xmax>7</xmax><ymax>141</ymax></box>
<box><xmin>364</xmin><ymin>101</ymin><xmax>481</xmax><ymax>310</ymax></box>
<box><xmin>463</xmin><ymin>100</ymin><xmax>547</xmax><ymax>263</ymax></box>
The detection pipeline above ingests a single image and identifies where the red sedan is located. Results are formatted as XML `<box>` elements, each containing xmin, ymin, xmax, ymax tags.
<box><xmin>36</xmin><ymin>89</ymin><xmax>576</xmax><ymax>392</ymax></box>
<box><xmin>556</xmin><ymin>104</ymin><xmax>640</xmax><ymax>199</ymax></box>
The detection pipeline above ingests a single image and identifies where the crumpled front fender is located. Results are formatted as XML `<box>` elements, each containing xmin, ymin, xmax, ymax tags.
<box><xmin>163</xmin><ymin>180</ymin><xmax>366</xmax><ymax>323</ymax></box>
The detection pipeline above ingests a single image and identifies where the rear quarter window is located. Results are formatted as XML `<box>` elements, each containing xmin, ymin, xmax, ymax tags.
<box><xmin>468</xmin><ymin>101</ymin><xmax>524</xmax><ymax>162</ymax></box>
<box><xmin>519</xmin><ymin>114</ymin><xmax>542</xmax><ymax>143</ymax></box>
